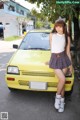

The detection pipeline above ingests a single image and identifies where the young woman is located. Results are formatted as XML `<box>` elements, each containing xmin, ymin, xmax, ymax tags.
<box><xmin>49</xmin><ymin>20</ymin><xmax>73</xmax><ymax>112</ymax></box>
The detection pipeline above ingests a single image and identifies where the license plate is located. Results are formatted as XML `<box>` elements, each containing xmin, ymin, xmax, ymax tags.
<box><xmin>29</xmin><ymin>81</ymin><xmax>47</xmax><ymax>90</ymax></box>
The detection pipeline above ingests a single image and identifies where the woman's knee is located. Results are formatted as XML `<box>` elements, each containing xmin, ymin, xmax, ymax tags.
<box><xmin>62</xmin><ymin>68</ymin><xmax>68</xmax><ymax>75</ymax></box>
<box><xmin>59</xmin><ymin>76</ymin><xmax>66</xmax><ymax>83</ymax></box>
<box><xmin>54</xmin><ymin>69</ymin><xmax>66</xmax><ymax>83</ymax></box>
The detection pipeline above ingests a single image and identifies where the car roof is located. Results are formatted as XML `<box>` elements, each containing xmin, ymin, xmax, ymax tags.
<box><xmin>28</xmin><ymin>29</ymin><xmax>51</xmax><ymax>33</ymax></box>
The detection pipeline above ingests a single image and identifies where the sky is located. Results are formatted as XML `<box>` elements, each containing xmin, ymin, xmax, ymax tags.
<box><xmin>15</xmin><ymin>0</ymin><xmax>41</xmax><ymax>12</ymax></box>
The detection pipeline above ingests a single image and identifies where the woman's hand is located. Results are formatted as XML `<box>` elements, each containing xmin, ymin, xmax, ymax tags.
<box><xmin>69</xmin><ymin>65</ymin><xmax>73</xmax><ymax>74</ymax></box>
<box><xmin>45</xmin><ymin>61</ymin><xmax>49</xmax><ymax>65</ymax></box>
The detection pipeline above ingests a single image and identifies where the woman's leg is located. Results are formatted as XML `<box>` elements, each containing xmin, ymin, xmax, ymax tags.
<box><xmin>54</xmin><ymin>69</ymin><xmax>66</xmax><ymax>110</ymax></box>
<box><xmin>54</xmin><ymin>68</ymin><xmax>68</xmax><ymax>112</ymax></box>
<box><xmin>54</xmin><ymin>69</ymin><xmax>66</xmax><ymax>95</ymax></box>
<box><xmin>61</xmin><ymin>68</ymin><xmax>68</xmax><ymax>97</ymax></box>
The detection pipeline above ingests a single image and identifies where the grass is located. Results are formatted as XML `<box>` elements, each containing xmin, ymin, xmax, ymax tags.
<box><xmin>4</xmin><ymin>36</ymin><xmax>24</xmax><ymax>41</ymax></box>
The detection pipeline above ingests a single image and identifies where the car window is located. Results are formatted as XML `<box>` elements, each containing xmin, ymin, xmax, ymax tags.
<box><xmin>19</xmin><ymin>32</ymin><xmax>50</xmax><ymax>50</ymax></box>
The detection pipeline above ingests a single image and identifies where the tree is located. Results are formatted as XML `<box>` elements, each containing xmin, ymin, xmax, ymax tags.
<box><xmin>26</xmin><ymin>0</ymin><xmax>80</xmax><ymax>41</ymax></box>
<box><xmin>31</xmin><ymin>9</ymin><xmax>46</xmax><ymax>21</ymax></box>
<box><xmin>26</xmin><ymin>0</ymin><xmax>76</xmax><ymax>21</ymax></box>
<box><xmin>31</xmin><ymin>8</ymin><xmax>50</xmax><ymax>28</ymax></box>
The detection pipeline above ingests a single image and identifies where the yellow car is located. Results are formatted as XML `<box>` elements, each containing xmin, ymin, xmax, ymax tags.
<box><xmin>5</xmin><ymin>29</ymin><xmax>74</xmax><ymax>94</ymax></box>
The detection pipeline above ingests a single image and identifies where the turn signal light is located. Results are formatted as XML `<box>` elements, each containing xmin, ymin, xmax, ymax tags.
<box><xmin>7</xmin><ymin>77</ymin><xmax>15</xmax><ymax>81</ymax></box>
<box><xmin>65</xmin><ymin>81</ymin><xmax>71</xmax><ymax>84</ymax></box>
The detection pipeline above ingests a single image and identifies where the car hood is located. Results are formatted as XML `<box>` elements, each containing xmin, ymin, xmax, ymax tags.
<box><xmin>8</xmin><ymin>50</ymin><xmax>52</xmax><ymax>71</ymax></box>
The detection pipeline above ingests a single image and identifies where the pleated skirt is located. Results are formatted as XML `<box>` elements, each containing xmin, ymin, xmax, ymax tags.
<box><xmin>49</xmin><ymin>51</ymin><xmax>71</xmax><ymax>69</ymax></box>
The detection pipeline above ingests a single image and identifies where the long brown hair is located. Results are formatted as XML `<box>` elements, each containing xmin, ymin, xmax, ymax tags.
<box><xmin>52</xmin><ymin>20</ymin><xmax>69</xmax><ymax>48</ymax></box>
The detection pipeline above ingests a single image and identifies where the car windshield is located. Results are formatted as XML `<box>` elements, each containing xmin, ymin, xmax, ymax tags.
<box><xmin>19</xmin><ymin>32</ymin><xmax>50</xmax><ymax>50</ymax></box>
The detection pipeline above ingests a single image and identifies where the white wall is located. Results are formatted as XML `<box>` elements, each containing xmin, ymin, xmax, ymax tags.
<box><xmin>0</xmin><ymin>8</ymin><xmax>34</xmax><ymax>38</ymax></box>
<box><xmin>4</xmin><ymin>2</ymin><xmax>9</xmax><ymax>11</ymax></box>
<box><xmin>4</xmin><ymin>19</ymin><xmax>18</xmax><ymax>38</ymax></box>
<box><xmin>0</xmin><ymin>11</ymin><xmax>18</xmax><ymax>38</ymax></box>
<box><xmin>26</xmin><ymin>20</ymin><xmax>34</xmax><ymax>32</ymax></box>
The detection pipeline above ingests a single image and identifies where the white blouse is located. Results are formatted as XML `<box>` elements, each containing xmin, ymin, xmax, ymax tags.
<box><xmin>51</xmin><ymin>33</ymin><xmax>66</xmax><ymax>53</ymax></box>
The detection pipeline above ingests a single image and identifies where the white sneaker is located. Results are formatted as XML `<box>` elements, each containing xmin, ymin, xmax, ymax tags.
<box><xmin>54</xmin><ymin>94</ymin><xmax>61</xmax><ymax>109</ymax></box>
<box><xmin>58</xmin><ymin>98</ymin><xmax>65</xmax><ymax>112</ymax></box>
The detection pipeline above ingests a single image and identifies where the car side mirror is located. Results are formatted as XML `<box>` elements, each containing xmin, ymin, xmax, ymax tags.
<box><xmin>13</xmin><ymin>44</ymin><xmax>18</xmax><ymax>49</ymax></box>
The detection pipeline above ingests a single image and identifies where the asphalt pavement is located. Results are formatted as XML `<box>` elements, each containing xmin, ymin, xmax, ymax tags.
<box><xmin>0</xmin><ymin>39</ymin><xmax>22</xmax><ymax>53</ymax></box>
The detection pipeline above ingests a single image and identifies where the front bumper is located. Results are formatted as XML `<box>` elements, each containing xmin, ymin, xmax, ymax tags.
<box><xmin>5</xmin><ymin>73</ymin><xmax>74</xmax><ymax>92</ymax></box>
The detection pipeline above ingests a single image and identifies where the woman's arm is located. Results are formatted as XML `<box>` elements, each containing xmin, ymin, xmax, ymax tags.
<box><xmin>49</xmin><ymin>33</ymin><xmax>52</xmax><ymax>49</ymax></box>
<box><xmin>66</xmin><ymin>36</ymin><xmax>73</xmax><ymax>73</ymax></box>
<box><xmin>66</xmin><ymin>36</ymin><xmax>72</xmax><ymax>62</ymax></box>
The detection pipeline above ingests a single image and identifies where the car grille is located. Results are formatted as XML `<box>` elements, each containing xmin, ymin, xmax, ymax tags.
<box><xmin>19</xmin><ymin>80</ymin><xmax>28</xmax><ymax>86</ymax></box>
<box><xmin>18</xmin><ymin>80</ymin><xmax>57</xmax><ymax>87</ymax></box>
<box><xmin>21</xmin><ymin>71</ymin><xmax>55</xmax><ymax>77</ymax></box>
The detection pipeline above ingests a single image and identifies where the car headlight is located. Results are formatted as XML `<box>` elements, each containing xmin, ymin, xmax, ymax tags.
<box><xmin>7</xmin><ymin>66</ymin><xmax>20</xmax><ymax>74</ymax></box>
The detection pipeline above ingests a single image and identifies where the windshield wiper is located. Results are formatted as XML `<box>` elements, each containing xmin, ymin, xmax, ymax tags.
<box><xmin>26</xmin><ymin>48</ymin><xmax>50</xmax><ymax>50</ymax></box>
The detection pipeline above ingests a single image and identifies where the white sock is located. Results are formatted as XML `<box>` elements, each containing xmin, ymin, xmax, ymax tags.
<box><xmin>56</xmin><ymin>93</ymin><xmax>61</xmax><ymax>98</ymax></box>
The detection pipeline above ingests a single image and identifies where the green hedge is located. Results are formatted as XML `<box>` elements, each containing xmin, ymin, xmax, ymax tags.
<box><xmin>5</xmin><ymin>36</ymin><xmax>22</xmax><ymax>41</ymax></box>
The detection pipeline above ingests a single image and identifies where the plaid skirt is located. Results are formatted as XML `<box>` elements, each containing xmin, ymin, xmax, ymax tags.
<box><xmin>49</xmin><ymin>51</ymin><xmax>71</xmax><ymax>69</ymax></box>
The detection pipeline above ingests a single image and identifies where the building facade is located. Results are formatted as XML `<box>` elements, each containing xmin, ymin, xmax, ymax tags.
<box><xmin>0</xmin><ymin>0</ymin><xmax>34</xmax><ymax>38</ymax></box>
